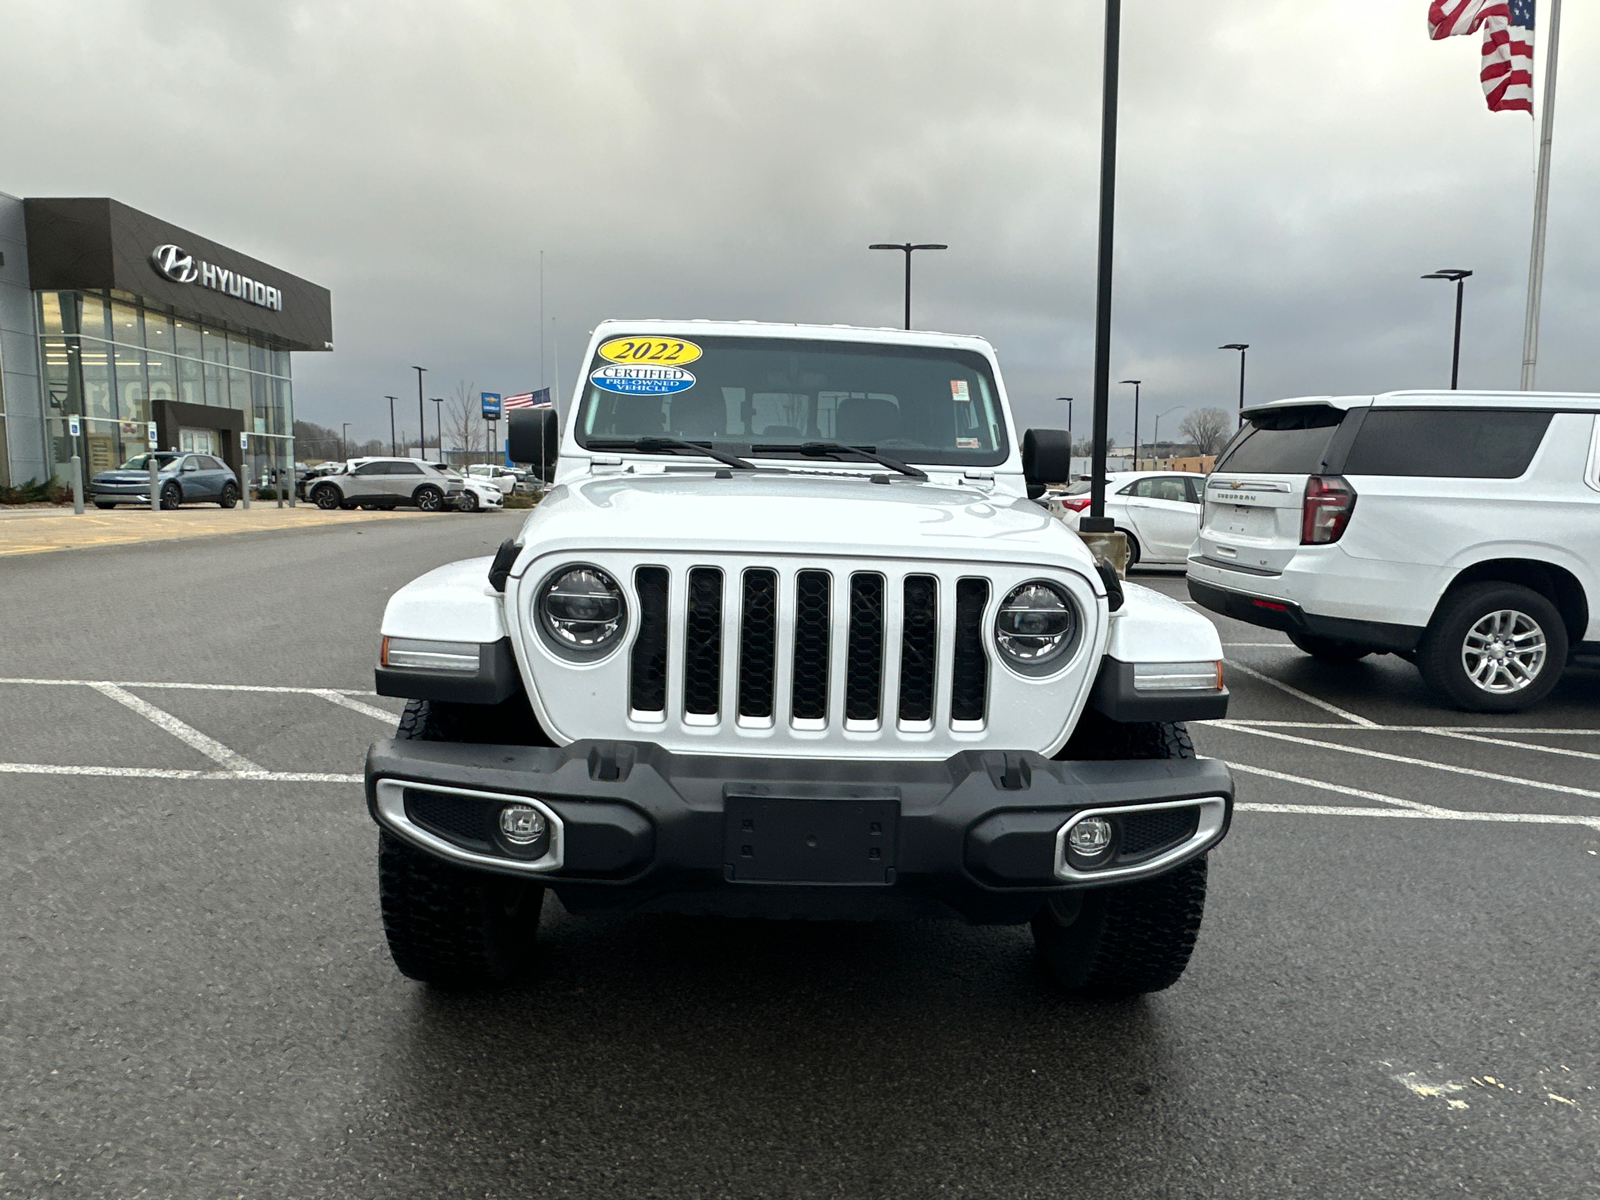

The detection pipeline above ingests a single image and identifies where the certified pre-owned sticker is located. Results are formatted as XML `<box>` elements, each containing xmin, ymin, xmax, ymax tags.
<box><xmin>598</xmin><ymin>336</ymin><xmax>703</xmax><ymax>366</ymax></box>
<box><xmin>590</xmin><ymin>364</ymin><xmax>697</xmax><ymax>396</ymax></box>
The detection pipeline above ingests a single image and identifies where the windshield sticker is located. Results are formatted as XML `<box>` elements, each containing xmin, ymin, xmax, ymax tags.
<box><xmin>590</xmin><ymin>364</ymin><xmax>697</xmax><ymax>396</ymax></box>
<box><xmin>598</xmin><ymin>336</ymin><xmax>703</xmax><ymax>367</ymax></box>
<box><xmin>951</xmin><ymin>380</ymin><xmax>971</xmax><ymax>403</ymax></box>
<box><xmin>956</xmin><ymin>437</ymin><xmax>980</xmax><ymax>449</ymax></box>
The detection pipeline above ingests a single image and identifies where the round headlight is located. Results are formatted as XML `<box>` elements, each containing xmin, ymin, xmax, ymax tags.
<box><xmin>540</xmin><ymin>566</ymin><xmax>625</xmax><ymax>651</ymax></box>
<box><xmin>995</xmin><ymin>581</ymin><xmax>1077</xmax><ymax>667</ymax></box>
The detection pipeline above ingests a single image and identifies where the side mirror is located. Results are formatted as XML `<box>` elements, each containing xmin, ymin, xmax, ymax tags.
<box><xmin>1022</xmin><ymin>429</ymin><xmax>1072</xmax><ymax>500</ymax></box>
<box><xmin>507</xmin><ymin>407</ymin><xmax>559</xmax><ymax>483</ymax></box>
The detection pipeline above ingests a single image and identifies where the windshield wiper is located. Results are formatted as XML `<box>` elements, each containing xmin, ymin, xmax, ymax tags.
<box><xmin>751</xmin><ymin>441</ymin><xmax>927</xmax><ymax>480</ymax></box>
<box><xmin>588</xmin><ymin>437</ymin><xmax>755</xmax><ymax>471</ymax></box>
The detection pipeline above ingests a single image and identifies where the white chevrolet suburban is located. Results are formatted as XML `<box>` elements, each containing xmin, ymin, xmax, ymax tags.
<box><xmin>1189</xmin><ymin>391</ymin><xmax>1600</xmax><ymax>712</ymax></box>
<box><xmin>366</xmin><ymin>321</ymin><xmax>1234</xmax><ymax>996</ymax></box>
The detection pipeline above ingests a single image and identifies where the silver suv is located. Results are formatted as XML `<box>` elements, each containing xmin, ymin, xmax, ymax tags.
<box><xmin>304</xmin><ymin>457</ymin><xmax>464</xmax><ymax>512</ymax></box>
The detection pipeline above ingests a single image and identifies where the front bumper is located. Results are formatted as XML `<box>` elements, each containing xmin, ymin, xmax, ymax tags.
<box><xmin>366</xmin><ymin>738</ymin><xmax>1234</xmax><ymax>924</ymax></box>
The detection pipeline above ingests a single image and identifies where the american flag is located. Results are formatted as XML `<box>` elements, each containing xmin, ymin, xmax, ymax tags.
<box><xmin>503</xmin><ymin>387</ymin><xmax>552</xmax><ymax>410</ymax></box>
<box><xmin>1428</xmin><ymin>1</ymin><xmax>1535</xmax><ymax>115</ymax></box>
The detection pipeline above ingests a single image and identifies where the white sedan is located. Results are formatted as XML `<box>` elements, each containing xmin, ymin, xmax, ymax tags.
<box><xmin>1050</xmin><ymin>471</ymin><xmax>1206</xmax><ymax>567</ymax></box>
<box><xmin>467</xmin><ymin>464</ymin><xmax>521</xmax><ymax>496</ymax></box>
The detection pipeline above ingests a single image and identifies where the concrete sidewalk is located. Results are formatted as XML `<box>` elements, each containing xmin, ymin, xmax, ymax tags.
<box><xmin>0</xmin><ymin>503</ymin><xmax>441</xmax><ymax>557</ymax></box>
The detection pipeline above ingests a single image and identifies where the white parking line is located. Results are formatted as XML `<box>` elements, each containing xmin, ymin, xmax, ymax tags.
<box><xmin>0</xmin><ymin>762</ymin><xmax>361</xmax><ymax>783</ymax></box>
<box><xmin>1204</xmin><ymin>720</ymin><xmax>1600</xmax><ymax>734</ymax></box>
<box><xmin>1420</xmin><ymin>728</ymin><xmax>1600</xmax><ymax>763</ymax></box>
<box><xmin>1215</xmin><ymin>723</ymin><xmax>1600</xmax><ymax>801</ymax></box>
<box><xmin>89</xmin><ymin>682</ymin><xmax>263</xmax><ymax>773</ymax></box>
<box><xmin>1224</xmin><ymin>660</ymin><xmax>1378</xmax><ymax>727</ymax></box>
<box><xmin>1237</xmin><ymin>801</ymin><xmax>1600</xmax><ymax>828</ymax></box>
<box><xmin>312</xmin><ymin>690</ymin><xmax>402</xmax><ymax>724</ymax></box>
<box><xmin>0</xmin><ymin>677</ymin><xmax>371</xmax><ymax>695</ymax></box>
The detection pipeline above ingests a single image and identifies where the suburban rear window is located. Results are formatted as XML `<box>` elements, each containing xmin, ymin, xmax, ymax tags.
<box><xmin>1214</xmin><ymin>406</ymin><xmax>1344</xmax><ymax>474</ymax></box>
<box><xmin>1341</xmin><ymin>409</ymin><xmax>1553</xmax><ymax>479</ymax></box>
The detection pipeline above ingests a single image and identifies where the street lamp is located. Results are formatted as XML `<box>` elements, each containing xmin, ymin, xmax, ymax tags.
<box><xmin>869</xmin><ymin>243</ymin><xmax>948</xmax><ymax>330</ymax></box>
<box><xmin>412</xmin><ymin>366</ymin><xmax>427</xmax><ymax>459</ymax></box>
<box><xmin>1151</xmin><ymin>406</ymin><xmax>1181</xmax><ymax>466</ymax></box>
<box><xmin>1119</xmin><ymin>379</ymin><xmax>1141</xmax><ymax>467</ymax></box>
<box><xmin>430</xmin><ymin>398</ymin><xmax>445</xmax><ymax>466</ymax></box>
<box><xmin>1421</xmin><ymin>269</ymin><xmax>1472</xmax><ymax>390</ymax></box>
<box><xmin>1055</xmin><ymin>397</ymin><xmax>1074</xmax><ymax>472</ymax></box>
<box><xmin>1219</xmin><ymin>344</ymin><xmax>1248</xmax><ymax>426</ymax></box>
<box><xmin>341</xmin><ymin>422</ymin><xmax>351</xmax><ymax>462</ymax></box>
<box><xmin>385</xmin><ymin>396</ymin><xmax>398</xmax><ymax>456</ymax></box>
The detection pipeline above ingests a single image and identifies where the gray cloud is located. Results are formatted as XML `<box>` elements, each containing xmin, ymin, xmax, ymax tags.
<box><xmin>1</xmin><ymin>0</ymin><xmax>1593</xmax><ymax>446</ymax></box>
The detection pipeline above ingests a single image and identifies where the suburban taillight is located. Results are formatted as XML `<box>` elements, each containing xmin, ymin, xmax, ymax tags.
<box><xmin>1062</xmin><ymin>495</ymin><xmax>1092</xmax><ymax>512</ymax></box>
<box><xmin>1301</xmin><ymin>475</ymin><xmax>1357</xmax><ymax>545</ymax></box>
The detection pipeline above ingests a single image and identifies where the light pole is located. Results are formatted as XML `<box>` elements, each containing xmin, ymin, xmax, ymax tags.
<box><xmin>1152</xmin><ymin>406</ymin><xmax>1180</xmax><ymax>466</ymax></box>
<box><xmin>1082</xmin><ymin>0</ymin><xmax>1124</xmax><ymax>534</ymax></box>
<box><xmin>1119</xmin><ymin>379</ymin><xmax>1141</xmax><ymax>467</ymax></box>
<box><xmin>341</xmin><ymin>422</ymin><xmax>351</xmax><ymax>462</ymax></box>
<box><xmin>412</xmin><ymin>366</ymin><xmax>427</xmax><ymax>458</ymax></box>
<box><xmin>868</xmin><ymin>243</ymin><xmax>948</xmax><ymax>330</ymax></box>
<box><xmin>1055</xmin><ymin>397</ymin><xmax>1074</xmax><ymax>470</ymax></box>
<box><xmin>431</xmin><ymin>398</ymin><xmax>445</xmax><ymax>466</ymax></box>
<box><xmin>1422</xmin><ymin>269</ymin><xmax>1472</xmax><ymax>390</ymax></box>
<box><xmin>1219</xmin><ymin>344</ymin><xmax>1248</xmax><ymax>426</ymax></box>
<box><xmin>386</xmin><ymin>396</ymin><xmax>398</xmax><ymax>456</ymax></box>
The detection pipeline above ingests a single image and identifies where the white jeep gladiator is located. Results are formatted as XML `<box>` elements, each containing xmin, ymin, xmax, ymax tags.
<box><xmin>367</xmin><ymin>321</ymin><xmax>1234</xmax><ymax>996</ymax></box>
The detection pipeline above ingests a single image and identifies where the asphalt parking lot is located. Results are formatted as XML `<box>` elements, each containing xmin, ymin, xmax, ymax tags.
<box><xmin>3</xmin><ymin>517</ymin><xmax>1599</xmax><ymax>1198</ymax></box>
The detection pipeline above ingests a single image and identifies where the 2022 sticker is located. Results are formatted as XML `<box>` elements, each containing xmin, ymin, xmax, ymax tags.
<box><xmin>598</xmin><ymin>337</ymin><xmax>703</xmax><ymax>367</ymax></box>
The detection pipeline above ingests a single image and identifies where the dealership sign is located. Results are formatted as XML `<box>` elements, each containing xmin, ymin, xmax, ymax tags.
<box><xmin>149</xmin><ymin>244</ymin><xmax>285</xmax><ymax>312</ymax></box>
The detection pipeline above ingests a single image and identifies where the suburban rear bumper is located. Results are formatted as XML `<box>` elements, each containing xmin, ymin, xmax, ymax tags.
<box><xmin>1186</xmin><ymin>577</ymin><xmax>1422</xmax><ymax>653</ymax></box>
<box><xmin>365</xmin><ymin>737</ymin><xmax>1235</xmax><ymax>924</ymax></box>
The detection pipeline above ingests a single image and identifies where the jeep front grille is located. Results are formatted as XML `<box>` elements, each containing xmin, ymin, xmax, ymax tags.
<box><xmin>845</xmin><ymin>573</ymin><xmax>885</xmax><ymax>725</ymax></box>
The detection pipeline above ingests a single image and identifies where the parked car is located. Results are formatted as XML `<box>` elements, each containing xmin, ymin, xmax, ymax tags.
<box><xmin>302</xmin><ymin>457</ymin><xmax>464</xmax><ymax>512</ymax></box>
<box><xmin>466</xmin><ymin>464</ymin><xmax>521</xmax><ymax>496</ymax></box>
<box><xmin>450</xmin><ymin>475</ymin><xmax>505</xmax><ymax>513</ymax></box>
<box><xmin>88</xmin><ymin>452</ymin><xmax>240</xmax><ymax>510</ymax></box>
<box><xmin>293</xmin><ymin>462</ymin><xmax>345</xmax><ymax>495</ymax></box>
<box><xmin>366</xmin><ymin>318</ymin><xmax>1234</xmax><ymax>996</ymax></box>
<box><xmin>1052</xmin><ymin>471</ymin><xmax>1206</xmax><ymax>566</ymax></box>
<box><xmin>1188</xmin><ymin>390</ymin><xmax>1600</xmax><ymax>712</ymax></box>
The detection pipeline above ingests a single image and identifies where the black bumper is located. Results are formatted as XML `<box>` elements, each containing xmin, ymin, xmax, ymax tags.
<box><xmin>1187</xmin><ymin>578</ymin><xmax>1421</xmax><ymax>653</ymax></box>
<box><xmin>366</xmin><ymin>737</ymin><xmax>1234</xmax><ymax>925</ymax></box>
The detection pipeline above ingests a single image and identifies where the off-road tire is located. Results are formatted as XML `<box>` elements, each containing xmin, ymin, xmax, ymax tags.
<box><xmin>377</xmin><ymin>697</ymin><xmax>548</xmax><ymax>988</ymax></box>
<box><xmin>312</xmin><ymin>483</ymin><xmax>340</xmax><ymax>510</ymax></box>
<box><xmin>1288</xmin><ymin>631</ymin><xmax>1372</xmax><ymax>662</ymax></box>
<box><xmin>414</xmin><ymin>485</ymin><xmax>444</xmax><ymax>512</ymax></box>
<box><xmin>1032</xmin><ymin>857</ymin><xmax>1208</xmax><ymax>998</ymax></box>
<box><xmin>1040</xmin><ymin>708</ymin><xmax>1208</xmax><ymax>996</ymax></box>
<box><xmin>1417</xmin><ymin>581</ymin><xmax>1567</xmax><ymax>713</ymax></box>
<box><xmin>218</xmin><ymin>482</ymin><xmax>239</xmax><ymax>508</ymax></box>
<box><xmin>379</xmin><ymin>831</ymin><xmax>543</xmax><ymax>988</ymax></box>
<box><xmin>159</xmin><ymin>482</ymin><xmax>182</xmax><ymax>510</ymax></box>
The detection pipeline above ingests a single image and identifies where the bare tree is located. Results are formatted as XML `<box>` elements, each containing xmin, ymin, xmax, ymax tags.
<box><xmin>444</xmin><ymin>380</ymin><xmax>487</xmax><ymax>459</ymax></box>
<box><xmin>1178</xmin><ymin>407</ymin><xmax>1233</xmax><ymax>456</ymax></box>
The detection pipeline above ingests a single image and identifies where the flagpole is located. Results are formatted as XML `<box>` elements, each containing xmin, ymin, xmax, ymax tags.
<box><xmin>1520</xmin><ymin>0</ymin><xmax>1560</xmax><ymax>390</ymax></box>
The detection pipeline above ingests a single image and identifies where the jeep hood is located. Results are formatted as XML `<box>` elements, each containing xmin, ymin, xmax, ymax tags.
<box><xmin>515</xmin><ymin>474</ymin><xmax>1100</xmax><ymax>575</ymax></box>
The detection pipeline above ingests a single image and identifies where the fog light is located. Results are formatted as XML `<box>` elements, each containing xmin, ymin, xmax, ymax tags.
<box><xmin>1068</xmin><ymin>816</ymin><xmax>1114</xmax><ymax>859</ymax></box>
<box><xmin>499</xmin><ymin>804</ymin><xmax>548</xmax><ymax>845</ymax></box>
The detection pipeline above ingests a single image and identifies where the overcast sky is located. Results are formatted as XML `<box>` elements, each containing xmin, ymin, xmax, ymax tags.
<box><xmin>2</xmin><ymin>0</ymin><xmax>1594</xmax><ymax>447</ymax></box>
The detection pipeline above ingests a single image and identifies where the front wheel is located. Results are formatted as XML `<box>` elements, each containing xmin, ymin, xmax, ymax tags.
<box><xmin>93</xmin><ymin>500</ymin><xmax>116</xmax><ymax>510</ymax></box>
<box><xmin>312</xmin><ymin>484</ymin><xmax>341</xmax><ymax>510</ymax></box>
<box><xmin>218</xmin><ymin>482</ymin><xmax>239</xmax><ymax>508</ymax></box>
<box><xmin>1417</xmin><ymin>582</ymin><xmax>1566</xmax><ymax>712</ymax></box>
<box><xmin>414</xmin><ymin>485</ymin><xmax>444</xmax><ymax>512</ymax></box>
<box><xmin>458</xmin><ymin>490</ymin><xmax>479</xmax><ymax>513</ymax></box>
<box><xmin>159</xmin><ymin>482</ymin><xmax>182</xmax><ymax>510</ymax></box>
<box><xmin>1120</xmin><ymin>530</ymin><xmax>1141</xmax><ymax>567</ymax></box>
<box><xmin>1288</xmin><ymin>631</ymin><xmax>1372</xmax><ymax>662</ymax></box>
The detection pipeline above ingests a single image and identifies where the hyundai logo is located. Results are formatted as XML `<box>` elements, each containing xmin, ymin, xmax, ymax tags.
<box><xmin>150</xmin><ymin>244</ymin><xmax>198</xmax><ymax>284</ymax></box>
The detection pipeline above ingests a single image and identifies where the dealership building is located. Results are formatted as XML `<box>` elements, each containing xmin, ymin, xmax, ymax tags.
<box><xmin>0</xmin><ymin>193</ymin><xmax>331</xmax><ymax>490</ymax></box>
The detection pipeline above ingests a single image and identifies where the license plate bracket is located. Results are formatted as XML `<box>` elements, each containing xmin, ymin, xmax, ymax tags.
<box><xmin>723</xmin><ymin>796</ymin><xmax>899</xmax><ymax>885</ymax></box>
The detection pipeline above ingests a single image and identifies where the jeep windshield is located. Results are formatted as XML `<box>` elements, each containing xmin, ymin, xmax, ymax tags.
<box><xmin>575</xmin><ymin>335</ymin><xmax>1007</xmax><ymax>467</ymax></box>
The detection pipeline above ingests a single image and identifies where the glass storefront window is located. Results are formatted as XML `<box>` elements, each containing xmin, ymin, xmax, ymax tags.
<box><xmin>110</xmin><ymin>302</ymin><xmax>142</xmax><ymax>348</ymax></box>
<box><xmin>147</xmin><ymin>351</ymin><xmax>177</xmax><ymax>405</ymax></box>
<box><xmin>228</xmin><ymin>334</ymin><xmax>250</xmax><ymax>371</ymax></box>
<box><xmin>203</xmin><ymin>361</ymin><xmax>226</xmax><ymax>406</ymax></box>
<box><xmin>40</xmin><ymin>338</ymin><xmax>72</xmax><ymax>416</ymax></box>
<box><xmin>38</xmin><ymin>293</ymin><xmax>63</xmax><ymax>335</ymax></box>
<box><xmin>79</xmin><ymin>342</ymin><xmax>113</xmax><ymax>420</ymax></box>
<box><xmin>202</xmin><ymin>327</ymin><xmax>228</xmax><ymax>365</ymax></box>
<box><xmin>174</xmin><ymin>318</ymin><xmax>203</xmax><ymax>361</ymax></box>
<box><xmin>78</xmin><ymin>295</ymin><xmax>110</xmax><ymax>340</ymax></box>
<box><xmin>145</xmin><ymin>311</ymin><xmax>174</xmax><ymax>356</ymax></box>
<box><xmin>249</xmin><ymin>340</ymin><xmax>268</xmax><ymax>373</ymax></box>
<box><xmin>269</xmin><ymin>348</ymin><xmax>290</xmax><ymax>378</ymax></box>
<box><xmin>179</xmin><ymin>354</ymin><xmax>203</xmax><ymax>406</ymax></box>
<box><xmin>227</xmin><ymin>368</ymin><xmax>249</xmax><ymax>410</ymax></box>
<box><xmin>114</xmin><ymin>346</ymin><xmax>149</xmax><ymax>421</ymax></box>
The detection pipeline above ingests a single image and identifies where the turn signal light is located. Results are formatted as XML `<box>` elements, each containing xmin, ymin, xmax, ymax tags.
<box><xmin>1301</xmin><ymin>475</ymin><xmax>1357</xmax><ymax>545</ymax></box>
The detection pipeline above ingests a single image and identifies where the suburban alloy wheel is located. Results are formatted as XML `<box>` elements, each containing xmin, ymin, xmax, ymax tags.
<box><xmin>312</xmin><ymin>484</ymin><xmax>340</xmax><ymax>510</ymax></box>
<box><xmin>1418</xmin><ymin>582</ymin><xmax>1567</xmax><ymax>713</ymax></box>
<box><xmin>414</xmin><ymin>485</ymin><xmax>443</xmax><ymax>512</ymax></box>
<box><xmin>218</xmin><ymin>483</ymin><xmax>239</xmax><ymax>508</ymax></box>
<box><xmin>159</xmin><ymin>482</ymin><xmax>182</xmax><ymax>510</ymax></box>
